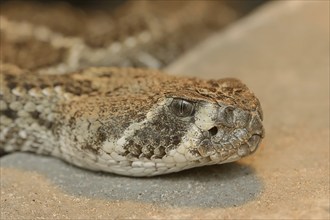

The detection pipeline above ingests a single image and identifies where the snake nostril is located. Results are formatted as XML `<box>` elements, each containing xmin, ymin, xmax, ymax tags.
<box><xmin>208</xmin><ymin>126</ymin><xmax>218</xmax><ymax>136</ymax></box>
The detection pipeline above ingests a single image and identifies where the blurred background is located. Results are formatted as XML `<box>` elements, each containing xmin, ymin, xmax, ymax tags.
<box><xmin>1</xmin><ymin>0</ymin><xmax>268</xmax><ymax>71</ymax></box>
<box><xmin>1</xmin><ymin>0</ymin><xmax>267</xmax><ymax>14</ymax></box>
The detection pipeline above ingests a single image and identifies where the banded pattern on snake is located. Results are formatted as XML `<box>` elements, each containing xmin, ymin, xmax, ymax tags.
<box><xmin>0</xmin><ymin>1</ymin><xmax>265</xmax><ymax>176</ymax></box>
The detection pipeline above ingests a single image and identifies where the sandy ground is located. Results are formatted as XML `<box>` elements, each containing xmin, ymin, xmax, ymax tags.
<box><xmin>1</xmin><ymin>1</ymin><xmax>329</xmax><ymax>219</ymax></box>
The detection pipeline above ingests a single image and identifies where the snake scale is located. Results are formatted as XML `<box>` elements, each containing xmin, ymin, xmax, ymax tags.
<box><xmin>0</xmin><ymin>1</ymin><xmax>264</xmax><ymax>176</ymax></box>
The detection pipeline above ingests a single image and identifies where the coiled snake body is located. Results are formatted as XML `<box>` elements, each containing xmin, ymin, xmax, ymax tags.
<box><xmin>0</xmin><ymin>1</ymin><xmax>264</xmax><ymax>176</ymax></box>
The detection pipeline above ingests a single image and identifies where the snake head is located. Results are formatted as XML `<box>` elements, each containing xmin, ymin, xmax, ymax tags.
<box><xmin>62</xmin><ymin>68</ymin><xmax>264</xmax><ymax>176</ymax></box>
<box><xmin>157</xmin><ymin>77</ymin><xmax>265</xmax><ymax>169</ymax></box>
<box><xmin>110</xmin><ymin>75</ymin><xmax>265</xmax><ymax>176</ymax></box>
<box><xmin>166</xmin><ymin>97</ymin><xmax>264</xmax><ymax>162</ymax></box>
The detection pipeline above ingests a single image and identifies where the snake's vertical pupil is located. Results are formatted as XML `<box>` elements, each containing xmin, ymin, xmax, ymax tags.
<box><xmin>180</xmin><ymin>100</ymin><xmax>185</xmax><ymax>115</ymax></box>
<box><xmin>170</xmin><ymin>99</ymin><xmax>195</xmax><ymax>117</ymax></box>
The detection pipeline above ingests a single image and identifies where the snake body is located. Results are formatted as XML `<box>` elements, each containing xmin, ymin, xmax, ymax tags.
<box><xmin>0</xmin><ymin>1</ymin><xmax>264</xmax><ymax>176</ymax></box>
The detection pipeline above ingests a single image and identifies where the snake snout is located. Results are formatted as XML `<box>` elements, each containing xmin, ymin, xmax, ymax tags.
<box><xmin>248</xmin><ymin>113</ymin><xmax>264</xmax><ymax>137</ymax></box>
<box><xmin>247</xmin><ymin>134</ymin><xmax>262</xmax><ymax>153</ymax></box>
<box><xmin>246</xmin><ymin>113</ymin><xmax>264</xmax><ymax>153</ymax></box>
<box><xmin>236</xmin><ymin>134</ymin><xmax>262</xmax><ymax>157</ymax></box>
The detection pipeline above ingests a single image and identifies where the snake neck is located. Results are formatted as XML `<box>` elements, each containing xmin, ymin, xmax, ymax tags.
<box><xmin>0</xmin><ymin>66</ymin><xmax>67</xmax><ymax>155</ymax></box>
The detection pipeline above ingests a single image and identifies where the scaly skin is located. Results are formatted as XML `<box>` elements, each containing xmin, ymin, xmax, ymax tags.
<box><xmin>0</xmin><ymin>65</ymin><xmax>264</xmax><ymax>176</ymax></box>
<box><xmin>0</xmin><ymin>1</ymin><xmax>264</xmax><ymax>176</ymax></box>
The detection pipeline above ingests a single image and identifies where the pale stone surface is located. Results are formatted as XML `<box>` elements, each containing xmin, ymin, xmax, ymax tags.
<box><xmin>1</xmin><ymin>1</ymin><xmax>329</xmax><ymax>219</ymax></box>
<box><xmin>1</xmin><ymin>153</ymin><xmax>261</xmax><ymax>208</ymax></box>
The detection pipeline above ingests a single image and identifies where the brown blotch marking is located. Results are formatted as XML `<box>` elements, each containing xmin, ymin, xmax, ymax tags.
<box><xmin>22</xmin><ymin>83</ymin><xmax>35</xmax><ymax>90</ymax></box>
<box><xmin>4</xmin><ymin>73</ymin><xmax>15</xmax><ymax>81</ymax></box>
<box><xmin>53</xmin><ymin>82</ymin><xmax>64</xmax><ymax>87</ymax></box>
<box><xmin>1</xmin><ymin>33</ymin><xmax>68</xmax><ymax>70</ymax></box>
<box><xmin>1</xmin><ymin>109</ymin><xmax>18</xmax><ymax>119</ymax></box>
<box><xmin>39</xmin><ymin>83</ymin><xmax>49</xmax><ymax>89</ymax></box>
<box><xmin>6</xmin><ymin>81</ymin><xmax>18</xmax><ymax>90</ymax></box>
<box><xmin>30</xmin><ymin>111</ymin><xmax>40</xmax><ymax>119</ymax></box>
<box><xmin>64</xmin><ymin>85</ymin><xmax>82</xmax><ymax>96</ymax></box>
<box><xmin>62</xmin><ymin>80</ymin><xmax>95</xmax><ymax>96</ymax></box>
<box><xmin>37</xmin><ymin>118</ymin><xmax>54</xmax><ymax>129</ymax></box>
<box><xmin>3</xmin><ymin>70</ymin><xmax>19</xmax><ymax>89</ymax></box>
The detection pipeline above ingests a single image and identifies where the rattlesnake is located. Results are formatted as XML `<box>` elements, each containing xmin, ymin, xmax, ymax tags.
<box><xmin>0</xmin><ymin>1</ymin><xmax>264</xmax><ymax>176</ymax></box>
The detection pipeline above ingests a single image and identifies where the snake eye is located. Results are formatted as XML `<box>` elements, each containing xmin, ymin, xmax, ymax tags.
<box><xmin>170</xmin><ymin>99</ymin><xmax>195</xmax><ymax>117</ymax></box>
